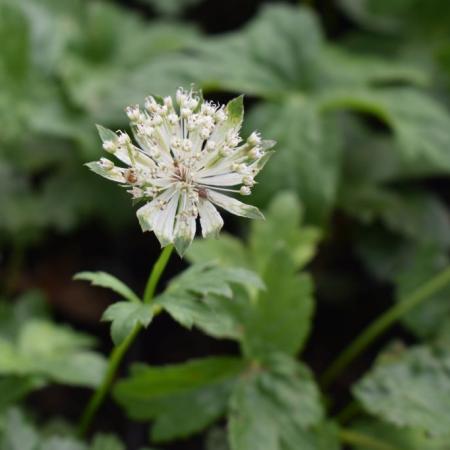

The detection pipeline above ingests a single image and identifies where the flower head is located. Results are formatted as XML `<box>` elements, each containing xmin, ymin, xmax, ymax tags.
<box><xmin>87</xmin><ymin>88</ymin><xmax>275</xmax><ymax>256</ymax></box>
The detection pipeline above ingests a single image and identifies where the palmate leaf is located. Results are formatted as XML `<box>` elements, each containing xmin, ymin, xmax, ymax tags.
<box><xmin>354</xmin><ymin>345</ymin><xmax>450</xmax><ymax>437</ymax></box>
<box><xmin>229</xmin><ymin>354</ymin><xmax>336</xmax><ymax>450</ymax></box>
<box><xmin>114</xmin><ymin>357</ymin><xmax>245</xmax><ymax>442</ymax></box>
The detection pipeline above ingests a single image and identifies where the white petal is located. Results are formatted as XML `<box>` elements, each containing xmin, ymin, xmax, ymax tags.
<box><xmin>152</xmin><ymin>191</ymin><xmax>179</xmax><ymax>246</ymax></box>
<box><xmin>173</xmin><ymin>193</ymin><xmax>197</xmax><ymax>256</ymax></box>
<box><xmin>207</xmin><ymin>190</ymin><xmax>264</xmax><ymax>220</ymax></box>
<box><xmin>174</xmin><ymin>215</ymin><xmax>196</xmax><ymax>256</ymax></box>
<box><xmin>196</xmin><ymin>172</ymin><xmax>243</xmax><ymax>187</ymax></box>
<box><xmin>136</xmin><ymin>188</ymin><xmax>175</xmax><ymax>233</ymax></box>
<box><xmin>198</xmin><ymin>199</ymin><xmax>224</xmax><ymax>238</ymax></box>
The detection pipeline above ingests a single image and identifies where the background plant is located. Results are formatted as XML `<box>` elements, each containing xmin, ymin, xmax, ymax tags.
<box><xmin>0</xmin><ymin>0</ymin><xmax>449</xmax><ymax>449</ymax></box>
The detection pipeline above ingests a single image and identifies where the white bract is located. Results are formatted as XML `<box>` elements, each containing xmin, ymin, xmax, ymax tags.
<box><xmin>87</xmin><ymin>88</ymin><xmax>275</xmax><ymax>256</ymax></box>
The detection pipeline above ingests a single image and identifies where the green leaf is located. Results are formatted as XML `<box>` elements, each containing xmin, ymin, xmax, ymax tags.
<box><xmin>228</xmin><ymin>354</ymin><xmax>330</xmax><ymax>450</ymax></box>
<box><xmin>319</xmin><ymin>88</ymin><xmax>450</xmax><ymax>177</ymax></box>
<box><xmin>138</xmin><ymin>0</ymin><xmax>203</xmax><ymax>17</ymax></box>
<box><xmin>186</xmin><ymin>233</ymin><xmax>251</xmax><ymax>269</ymax></box>
<box><xmin>0</xmin><ymin>290</ymin><xmax>48</xmax><ymax>341</ymax></box>
<box><xmin>0</xmin><ymin>377</ymin><xmax>45</xmax><ymax>413</ymax></box>
<box><xmin>0</xmin><ymin>319</ymin><xmax>106</xmax><ymax>388</ymax></box>
<box><xmin>354</xmin><ymin>344</ymin><xmax>450</xmax><ymax>437</ymax></box>
<box><xmin>339</xmin><ymin>186</ymin><xmax>450</xmax><ymax>249</ymax></box>
<box><xmin>338</xmin><ymin>0</ymin><xmax>450</xmax><ymax>36</ymax></box>
<box><xmin>249</xmin><ymin>191</ymin><xmax>321</xmax><ymax>273</ymax></box>
<box><xmin>60</xmin><ymin>2</ymin><xmax>198</xmax><ymax>123</ymax></box>
<box><xmin>246</xmin><ymin>100</ymin><xmax>343</xmax><ymax>224</ymax></box>
<box><xmin>395</xmin><ymin>245</ymin><xmax>450</xmax><ymax>340</ymax></box>
<box><xmin>155</xmin><ymin>263</ymin><xmax>263</xmax><ymax>339</ymax></box>
<box><xmin>0</xmin><ymin>408</ymin><xmax>39</xmax><ymax>450</ymax></box>
<box><xmin>243</xmin><ymin>248</ymin><xmax>314</xmax><ymax>359</ymax></box>
<box><xmin>74</xmin><ymin>271</ymin><xmax>141</xmax><ymax>304</ymax></box>
<box><xmin>102</xmin><ymin>301</ymin><xmax>153</xmax><ymax>346</ymax></box>
<box><xmin>196</xmin><ymin>5</ymin><xmax>324</xmax><ymax>96</ymax></box>
<box><xmin>350</xmin><ymin>418</ymin><xmax>450</xmax><ymax>450</ymax></box>
<box><xmin>114</xmin><ymin>357</ymin><xmax>245</xmax><ymax>442</ymax></box>
<box><xmin>90</xmin><ymin>434</ymin><xmax>124</xmax><ymax>450</ymax></box>
<box><xmin>39</xmin><ymin>436</ymin><xmax>86</xmax><ymax>450</ymax></box>
<box><xmin>162</xmin><ymin>262</ymin><xmax>264</xmax><ymax>299</ymax></box>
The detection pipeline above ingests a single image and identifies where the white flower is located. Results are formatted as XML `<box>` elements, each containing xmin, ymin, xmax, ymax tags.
<box><xmin>86</xmin><ymin>87</ymin><xmax>275</xmax><ymax>256</ymax></box>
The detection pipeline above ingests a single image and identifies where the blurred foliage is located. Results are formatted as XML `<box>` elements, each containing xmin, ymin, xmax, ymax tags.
<box><xmin>1</xmin><ymin>0</ymin><xmax>450</xmax><ymax>449</ymax></box>
<box><xmin>0</xmin><ymin>291</ymin><xmax>106</xmax><ymax>390</ymax></box>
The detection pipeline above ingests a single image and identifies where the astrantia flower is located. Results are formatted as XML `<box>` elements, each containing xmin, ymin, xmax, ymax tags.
<box><xmin>87</xmin><ymin>88</ymin><xmax>275</xmax><ymax>256</ymax></box>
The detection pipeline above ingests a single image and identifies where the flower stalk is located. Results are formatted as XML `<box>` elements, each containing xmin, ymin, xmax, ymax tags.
<box><xmin>77</xmin><ymin>245</ymin><xmax>174</xmax><ymax>437</ymax></box>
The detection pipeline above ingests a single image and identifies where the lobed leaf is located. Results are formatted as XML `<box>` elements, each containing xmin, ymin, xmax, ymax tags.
<box><xmin>228</xmin><ymin>354</ymin><xmax>333</xmax><ymax>450</ymax></box>
<box><xmin>354</xmin><ymin>345</ymin><xmax>450</xmax><ymax>437</ymax></box>
<box><xmin>114</xmin><ymin>357</ymin><xmax>245</xmax><ymax>442</ymax></box>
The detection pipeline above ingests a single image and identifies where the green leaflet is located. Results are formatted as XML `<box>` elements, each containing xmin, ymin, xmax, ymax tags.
<box><xmin>188</xmin><ymin>192</ymin><xmax>321</xmax><ymax>275</ymax></box>
<box><xmin>114</xmin><ymin>357</ymin><xmax>245</xmax><ymax>442</ymax></box>
<box><xmin>245</xmin><ymin>94</ymin><xmax>343</xmax><ymax>225</ymax></box>
<box><xmin>349</xmin><ymin>419</ymin><xmax>450</xmax><ymax>450</ymax></box>
<box><xmin>102</xmin><ymin>302</ymin><xmax>153</xmax><ymax>346</ymax></box>
<box><xmin>154</xmin><ymin>263</ymin><xmax>263</xmax><ymax>340</ymax></box>
<box><xmin>338</xmin><ymin>0</ymin><xmax>450</xmax><ymax>36</ymax></box>
<box><xmin>74</xmin><ymin>271</ymin><xmax>141</xmax><ymax>304</ymax></box>
<box><xmin>354</xmin><ymin>344</ymin><xmax>450</xmax><ymax>437</ymax></box>
<box><xmin>229</xmin><ymin>354</ymin><xmax>335</xmax><ymax>450</ymax></box>
<box><xmin>249</xmin><ymin>191</ymin><xmax>322</xmax><ymax>273</ymax></box>
<box><xmin>0</xmin><ymin>408</ymin><xmax>134</xmax><ymax>450</ymax></box>
<box><xmin>138</xmin><ymin>0</ymin><xmax>202</xmax><ymax>17</ymax></box>
<box><xmin>0</xmin><ymin>377</ymin><xmax>44</xmax><ymax>413</ymax></box>
<box><xmin>319</xmin><ymin>87</ymin><xmax>450</xmax><ymax>177</ymax></box>
<box><xmin>339</xmin><ymin>186</ymin><xmax>450</xmax><ymax>249</ymax></box>
<box><xmin>242</xmin><ymin>248</ymin><xmax>314</xmax><ymax>359</ymax></box>
<box><xmin>59</xmin><ymin>1</ymin><xmax>199</xmax><ymax>123</ymax></box>
<box><xmin>0</xmin><ymin>319</ymin><xmax>106</xmax><ymax>388</ymax></box>
<box><xmin>395</xmin><ymin>246</ymin><xmax>450</xmax><ymax>340</ymax></box>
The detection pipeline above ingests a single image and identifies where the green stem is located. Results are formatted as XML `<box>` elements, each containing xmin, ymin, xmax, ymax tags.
<box><xmin>143</xmin><ymin>245</ymin><xmax>174</xmax><ymax>304</ymax></box>
<box><xmin>77</xmin><ymin>244</ymin><xmax>174</xmax><ymax>437</ymax></box>
<box><xmin>339</xmin><ymin>429</ymin><xmax>404</xmax><ymax>450</ymax></box>
<box><xmin>321</xmin><ymin>265</ymin><xmax>450</xmax><ymax>389</ymax></box>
